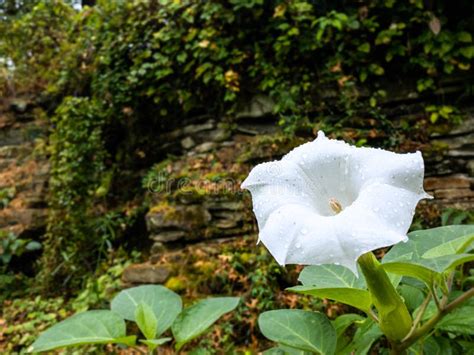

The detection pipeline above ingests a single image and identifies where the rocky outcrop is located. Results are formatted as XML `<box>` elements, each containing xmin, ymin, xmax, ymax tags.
<box><xmin>0</xmin><ymin>98</ymin><xmax>49</xmax><ymax>238</ymax></box>
<box><xmin>121</xmin><ymin>263</ymin><xmax>170</xmax><ymax>286</ymax></box>
<box><xmin>146</xmin><ymin>199</ymin><xmax>252</xmax><ymax>249</ymax></box>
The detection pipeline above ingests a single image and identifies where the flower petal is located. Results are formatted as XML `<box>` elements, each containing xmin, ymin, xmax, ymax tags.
<box><xmin>353</xmin><ymin>182</ymin><xmax>425</xmax><ymax>234</ymax></box>
<box><xmin>282</xmin><ymin>132</ymin><xmax>357</xmax><ymax>213</ymax></box>
<box><xmin>241</xmin><ymin>160</ymin><xmax>318</xmax><ymax>230</ymax></box>
<box><xmin>350</xmin><ymin>148</ymin><xmax>428</xmax><ymax>196</ymax></box>
<box><xmin>241</xmin><ymin>131</ymin><xmax>430</xmax><ymax>272</ymax></box>
<box><xmin>259</xmin><ymin>202</ymin><xmax>407</xmax><ymax>273</ymax></box>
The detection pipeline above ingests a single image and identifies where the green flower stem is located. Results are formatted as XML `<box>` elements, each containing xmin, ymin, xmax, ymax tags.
<box><xmin>429</xmin><ymin>284</ymin><xmax>442</xmax><ymax>310</ymax></box>
<box><xmin>358</xmin><ymin>252</ymin><xmax>412</xmax><ymax>342</ymax></box>
<box><xmin>395</xmin><ymin>287</ymin><xmax>474</xmax><ymax>353</ymax></box>
<box><xmin>402</xmin><ymin>292</ymin><xmax>432</xmax><ymax>341</ymax></box>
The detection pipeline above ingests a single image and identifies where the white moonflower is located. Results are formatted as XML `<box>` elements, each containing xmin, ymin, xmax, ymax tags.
<box><xmin>241</xmin><ymin>131</ymin><xmax>431</xmax><ymax>273</ymax></box>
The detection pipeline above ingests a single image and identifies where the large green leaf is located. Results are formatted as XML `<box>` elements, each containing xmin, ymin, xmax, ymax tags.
<box><xmin>171</xmin><ymin>297</ymin><xmax>240</xmax><ymax>350</ymax></box>
<box><xmin>383</xmin><ymin>254</ymin><xmax>474</xmax><ymax>285</ymax></box>
<box><xmin>258</xmin><ymin>310</ymin><xmax>336</xmax><ymax>354</ymax></box>
<box><xmin>382</xmin><ymin>225</ymin><xmax>474</xmax><ymax>283</ymax></box>
<box><xmin>289</xmin><ymin>265</ymin><xmax>372</xmax><ymax>312</ymax></box>
<box><xmin>423</xmin><ymin>233</ymin><xmax>474</xmax><ymax>258</ymax></box>
<box><xmin>29</xmin><ymin>310</ymin><xmax>135</xmax><ymax>352</ymax></box>
<box><xmin>288</xmin><ymin>286</ymin><xmax>372</xmax><ymax>313</ymax></box>
<box><xmin>382</xmin><ymin>260</ymin><xmax>438</xmax><ymax>285</ymax></box>
<box><xmin>111</xmin><ymin>285</ymin><xmax>182</xmax><ymax>336</ymax></box>
<box><xmin>384</xmin><ymin>225</ymin><xmax>474</xmax><ymax>262</ymax></box>
<box><xmin>298</xmin><ymin>265</ymin><xmax>366</xmax><ymax>289</ymax></box>
<box><xmin>418</xmin><ymin>253</ymin><xmax>474</xmax><ymax>273</ymax></box>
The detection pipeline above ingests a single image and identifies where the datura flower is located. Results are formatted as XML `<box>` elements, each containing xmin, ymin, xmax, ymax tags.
<box><xmin>241</xmin><ymin>131</ymin><xmax>430</xmax><ymax>273</ymax></box>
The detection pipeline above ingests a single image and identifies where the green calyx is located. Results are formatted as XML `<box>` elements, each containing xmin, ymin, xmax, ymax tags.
<box><xmin>358</xmin><ymin>252</ymin><xmax>412</xmax><ymax>342</ymax></box>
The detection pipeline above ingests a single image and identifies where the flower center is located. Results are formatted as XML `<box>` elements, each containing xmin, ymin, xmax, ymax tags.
<box><xmin>329</xmin><ymin>198</ymin><xmax>343</xmax><ymax>214</ymax></box>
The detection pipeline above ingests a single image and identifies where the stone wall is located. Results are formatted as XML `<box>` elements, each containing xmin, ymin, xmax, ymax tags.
<box><xmin>0</xmin><ymin>97</ymin><xmax>49</xmax><ymax>238</ymax></box>
<box><xmin>424</xmin><ymin>112</ymin><xmax>474</xmax><ymax>210</ymax></box>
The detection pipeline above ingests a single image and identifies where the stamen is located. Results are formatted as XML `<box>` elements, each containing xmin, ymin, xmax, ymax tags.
<box><xmin>329</xmin><ymin>198</ymin><xmax>343</xmax><ymax>214</ymax></box>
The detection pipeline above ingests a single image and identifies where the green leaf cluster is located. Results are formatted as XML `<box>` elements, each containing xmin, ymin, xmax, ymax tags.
<box><xmin>382</xmin><ymin>225</ymin><xmax>474</xmax><ymax>286</ymax></box>
<box><xmin>30</xmin><ymin>285</ymin><xmax>240</xmax><ymax>353</ymax></box>
<box><xmin>260</xmin><ymin>225</ymin><xmax>474</xmax><ymax>354</ymax></box>
<box><xmin>2</xmin><ymin>0</ymin><xmax>472</xmax><ymax>125</ymax></box>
